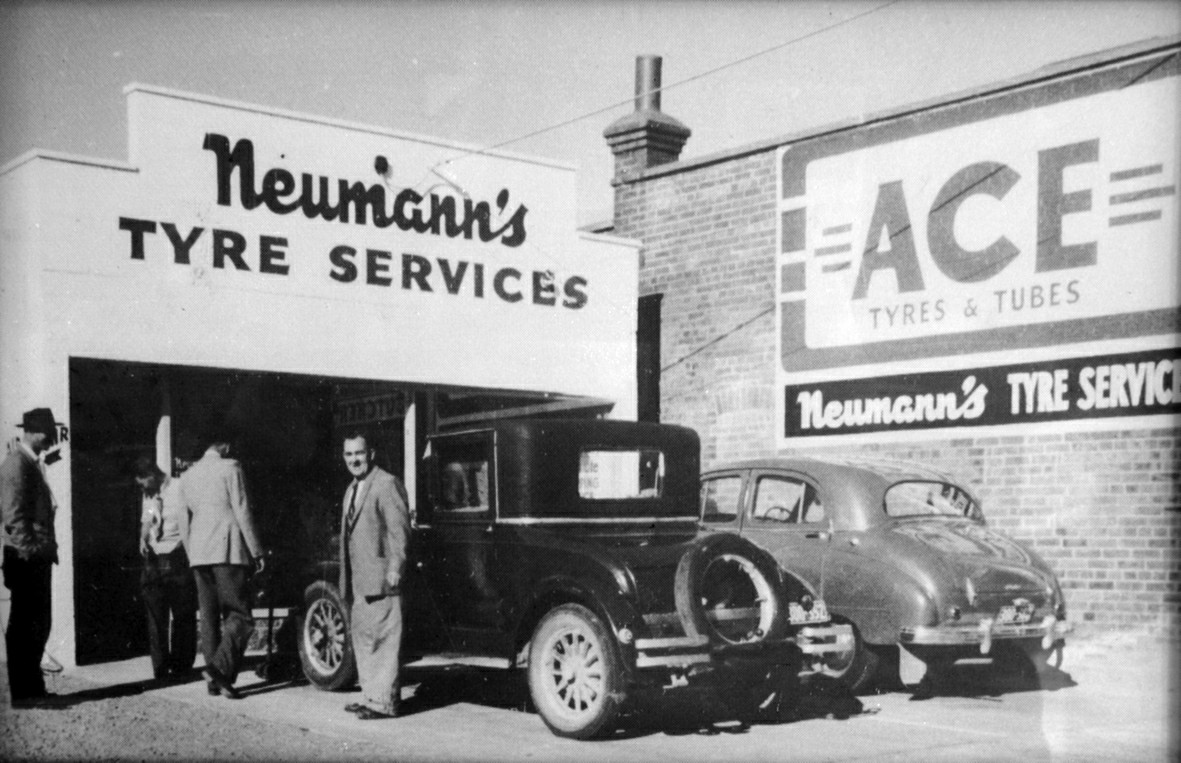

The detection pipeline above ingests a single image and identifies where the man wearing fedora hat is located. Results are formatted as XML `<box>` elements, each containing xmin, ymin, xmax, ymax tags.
<box><xmin>1</xmin><ymin>407</ymin><xmax>63</xmax><ymax>705</ymax></box>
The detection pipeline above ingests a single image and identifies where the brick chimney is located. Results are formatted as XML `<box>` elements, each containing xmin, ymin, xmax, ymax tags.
<box><xmin>604</xmin><ymin>55</ymin><xmax>691</xmax><ymax>180</ymax></box>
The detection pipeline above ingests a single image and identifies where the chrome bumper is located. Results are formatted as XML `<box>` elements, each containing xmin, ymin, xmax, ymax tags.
<box><xmin>794</xmin><ymin>622</ymin><xmax>855</xmax><ymax>656</ymax></box>
<box><xmin>796</xmin><ymin>622</ymin><xmax>855</xmax><ymax>676</ymax></box>
<box><xmin>900</xmin><ymin>615</ymin><xmax>1072</xmax><ymax>654</ymax></box>
<box><xmin>633</xmin><ymin>633</ymin><xmax>713</xmax><ymax>669</ymax></box>
<box><xmin>630</xmin><ymin>622</ymin><xmax>855</xmax><ymax>670</ymax></box>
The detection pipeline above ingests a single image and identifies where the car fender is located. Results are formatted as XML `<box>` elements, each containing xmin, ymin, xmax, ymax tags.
<box><xmin>511</xmin><ymin>571</ymin><xmax>643</xmax><ymax>673</ymax></box>
<box><xmin>823</xmin><ymin>534</ymin><xmax>944</xmax><ymax>646</ymax></box>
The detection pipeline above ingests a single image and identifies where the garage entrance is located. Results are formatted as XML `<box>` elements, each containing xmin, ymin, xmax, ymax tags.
<box><xmin>67</xmin><ymin>358</ymin><xmax>603</xmax><ymax>665</ymax></box>
<box><xmin>68</xmin><ymin>359</ymin><xmax>405</xmax><ymax>664</ymax></box>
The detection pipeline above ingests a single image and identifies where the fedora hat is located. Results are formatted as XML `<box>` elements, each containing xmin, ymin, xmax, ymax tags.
<box><xmin>18</xmin><ymin>408</ymin><xmax>63</xmax><ymax>443</ymax></box>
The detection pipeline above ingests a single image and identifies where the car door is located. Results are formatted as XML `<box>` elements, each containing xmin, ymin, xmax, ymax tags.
<box><xmin>418</xmin><ymin>430</ymin><xmax>503</xmax><ymax>643</ymax></box>
<box><xmin>742</xmin><ymin>470</ymin><xmax>831</xmax><ymax>595</ymax></box>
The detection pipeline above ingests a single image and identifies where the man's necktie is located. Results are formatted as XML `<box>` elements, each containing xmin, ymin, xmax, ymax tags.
<box><xmin>346</xmin><ymin>483</ymin><xmax>359</xmax><ymax>526</ymax></box>
<box><xmin>153</xmin><ymin>496</ymin><xmax>164</xmax><ymax>541</ymax></box>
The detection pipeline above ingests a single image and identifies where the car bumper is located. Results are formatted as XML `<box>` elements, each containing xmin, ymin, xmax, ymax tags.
<box><xmin>794</xmin><ymin>622</ymin><xmax>856</xmax><ymax>676</ymax></box>
<box><xmin>900</xmin><ymin>615</ymin><xmax>1072</xmax><ymax>654</ymax></box>
<box><xmin>629</xmin><ymin>622</ymin><xmax>854</xmax><ymax>672</ymax></box>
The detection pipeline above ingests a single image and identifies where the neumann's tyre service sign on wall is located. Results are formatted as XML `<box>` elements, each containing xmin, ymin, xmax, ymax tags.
<box><xmin>786</xmin><ymin>347</ymin><xmax>1180</xmax><ymax>438</ymax></box>
<box><xmin>775</xmin><ymin>49</ymin><xmax>1179</xmax><ymax>443</ymax></box>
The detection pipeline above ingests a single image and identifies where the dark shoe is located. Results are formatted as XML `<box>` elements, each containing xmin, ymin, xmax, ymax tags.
<box><xmin>202</xmin><ymin>667</ymin><xmax>242</xmax><ymax>700</ymax></box>
<box><xmin>12</xmin><ymin>692</ymin><xmax>67</xmax><ymax>709</ymax></box>
<box><xmin>344</xmin><ymin>702</ymin><xmax>366</xmax><ymax>713</ymax></box>
<box><xmin>354</xmin><ymin>705</ymin><xmax>397</xmax><ymax>720</ymax></box>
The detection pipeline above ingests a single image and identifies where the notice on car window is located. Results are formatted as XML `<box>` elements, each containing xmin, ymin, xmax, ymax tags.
<box><xmin>579</xmin><ymin>450</ymin><xmax>664</xmax><ymax>500</ymax></box>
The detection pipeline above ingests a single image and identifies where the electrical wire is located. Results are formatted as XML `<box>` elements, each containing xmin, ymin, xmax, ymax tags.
<box><xmin>661</xmin><ymin>304</ymin><xmax>775</xmax><ymax>374</ymax></box>
<box><xmin>409</xmin><ymin>0</ymin><xmax>901</xmax><ymax>373</ymax></box>
<box><xmin>424</xmin><ymin>0</ymin><xmax>901</xmax><ymax>174</ymax></box>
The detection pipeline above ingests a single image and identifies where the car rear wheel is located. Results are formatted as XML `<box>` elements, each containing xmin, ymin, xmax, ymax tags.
<box><xmin>821</xmin><ymin>619</ymin><xmax>879</xmax><ymax>693</ymax></box>
<box><xmin>527</xmin><ymin>604</ymin><xmax>625</xmax><ymax>739</ymax></box>
<box><xmin>299</xmin><ymin>581</ymin><xmax>357</xmax><ymax>691</ymax></box>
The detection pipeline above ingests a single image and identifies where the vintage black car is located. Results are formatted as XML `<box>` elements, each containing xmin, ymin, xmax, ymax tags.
<box><xmin>289</xmin><ymin>419</ymin><xmax>851</xmax><ymax>738</ymax></box>
<box><xmin>701</xmin><ymin>457</ymin><xmax>1071</xmax><ymax>693</ymax></box>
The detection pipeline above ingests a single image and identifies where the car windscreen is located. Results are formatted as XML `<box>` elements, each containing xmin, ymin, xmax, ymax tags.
<box><xmin>884</xmin><ymin>480</ymin><xmax>982</xmax><ymax>520</ymax></box>
<box><xmin>578</xmin><ymin>449</ymin><xmax>664</xmax><ymax>500</ymax></box>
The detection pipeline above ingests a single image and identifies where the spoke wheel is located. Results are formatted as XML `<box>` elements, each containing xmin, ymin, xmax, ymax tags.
<box><xmin>299</xmin><ymin>581</ymin><xmax>357</xmax><ymax>690</ymax></box>
<box><xmin>528</xmin><ymin>604</ymin><xmax>624</xmax><ymax>739</ymax></box>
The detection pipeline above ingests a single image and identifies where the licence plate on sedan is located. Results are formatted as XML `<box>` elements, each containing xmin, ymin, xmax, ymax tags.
<box><xmin>996</xmin><ymin>600</ymin><xmax>1034</xmax><ymax>625</ymax></box>
<box><xmin>788</xmin><ymin>599</ymin><xmax>829</xmax><ymax>624</ymax></box>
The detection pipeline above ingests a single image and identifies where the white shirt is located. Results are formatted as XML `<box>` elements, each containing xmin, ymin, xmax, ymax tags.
<box><xmin>141</xmin><ymin>477</ymin><xmax>184</xmax><ymax>554</ymax></box>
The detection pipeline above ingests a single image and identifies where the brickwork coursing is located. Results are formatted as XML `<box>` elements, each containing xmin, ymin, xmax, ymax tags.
<box><xmin>612</xmin><ymin>142</ymin><xmax>1181</xmax><ymax>639</ymax></box>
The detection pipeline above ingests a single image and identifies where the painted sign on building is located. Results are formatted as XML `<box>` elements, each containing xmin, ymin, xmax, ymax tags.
<box><xmin>1</xmin><ymin>85</ymin><xmax>640</xmax><ymax>406</ymax></box>
<box><xmin>775</xmin><ymin>51</ymin><xmax>1179</xmax><ymax>442</ymax></box>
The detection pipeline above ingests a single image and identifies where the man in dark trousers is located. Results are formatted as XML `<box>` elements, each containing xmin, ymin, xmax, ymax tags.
<box><xmin>179</xmin><ymin>428</ymin><xmax>264</xmax><ymax>700</ymax></box>
<box><xmin>340</xmin><ymin>430</ymin><xmax>411</xmax><ymax>720</ymax></box>
<box><xmin>135</xmin><ymin>455</ymin><xmax>197</xmax><ymax>682</ymax></box>
<box><xmin>1</xmin><ymin>408</ymin><xmax>62</xmax><ymax>706</ymax></box>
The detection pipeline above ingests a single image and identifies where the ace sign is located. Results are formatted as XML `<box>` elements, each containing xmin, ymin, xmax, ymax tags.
<box><xmin>775</xmin><ymin>49</ymin><xmax>1179</xmax><ymax>441</ymax></box>
<box><xmin>778</xmin><ymin>74</ymin><xmax>1177</xmax><ymax>355</ymax></box>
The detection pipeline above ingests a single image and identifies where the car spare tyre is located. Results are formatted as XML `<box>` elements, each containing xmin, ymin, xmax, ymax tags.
<box><xmin>299</xmin><ymin>580</ymin><xmax>358</xmax><ymax>690</ymax></box>
<box><xmin>674</xmin><ymin>533</ymin><xmax>789</xmax><ymax>646</ymax></box>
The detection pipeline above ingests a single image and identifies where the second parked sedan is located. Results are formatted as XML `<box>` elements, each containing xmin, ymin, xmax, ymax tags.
<box><xmin>700</xmin><ymin>457</ymin><xmax>1071</xmax><ymax>692</ymax></box>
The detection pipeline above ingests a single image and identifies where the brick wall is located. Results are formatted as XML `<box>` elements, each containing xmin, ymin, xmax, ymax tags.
<box><xmin>613</xmin><ymin>148</ymin><xmax>1181</xmax><ymax>639</ymax></box>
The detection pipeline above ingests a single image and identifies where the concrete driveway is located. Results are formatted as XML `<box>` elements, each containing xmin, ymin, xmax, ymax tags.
<box><xmin>4</xmin><ymin>628</ymin><xmax>1177</xmax><ymax>761</ymax></box>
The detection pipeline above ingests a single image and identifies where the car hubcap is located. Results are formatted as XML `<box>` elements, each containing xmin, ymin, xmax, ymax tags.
<box><xmin>306</xmin><ymin>599</ymin><xmax>345</xmax><ymax>671</ymax></box>
<box><xmin>545</xmin><ymin>628</ymin><xmax>603</xmax><ymax>716</ymax></box>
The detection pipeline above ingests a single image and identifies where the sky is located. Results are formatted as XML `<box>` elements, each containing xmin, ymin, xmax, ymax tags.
<box><xmin>1</xmin><ymin>0</ymin><xmax>1179</xmax><ymax>227</ymax></box>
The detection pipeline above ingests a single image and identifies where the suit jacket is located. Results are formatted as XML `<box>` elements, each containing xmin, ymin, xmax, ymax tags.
<box><xmin>339</xmin><ymin>466</ymin><xmax>411</xmax><ymax>601</ymax></box>
<box><xmin>0</xmin><ymin>446</ymin><xmax>58</xmax><ymax>563</ymax></box>
<box><xmin>179</xmin><ymin>448</ymin><xmax>262</xmax><ymax>567</ymax></box>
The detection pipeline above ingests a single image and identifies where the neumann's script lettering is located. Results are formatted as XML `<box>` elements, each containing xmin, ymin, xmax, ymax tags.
<box><xmin>796</xmin><ymin>376</ymin><xmax>988</xmax><ymax>430</ymax></box>
<box><xmin>202</xmin><ymin>133</ymin><xmax>528</xmax><ymax>247</ymax></box>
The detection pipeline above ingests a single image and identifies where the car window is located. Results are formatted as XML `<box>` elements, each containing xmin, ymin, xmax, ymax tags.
<box><xmin>751</xmin><ymin>476</ymin><xmax>806</xmax><ymax>523</ymax></box>
<box><xmin>799</xmin><ymin>484</ymin><xmax>826</xmax><ymax>524</ymax></box>
<box><xmin>885</xmin><ymin>480</ymin><xmax>981</xmax><ymax>519</ymax></box>
<box><xmin>434</xmin><ymin>436</ymin><xmax>493</xmax><ymax>516</ymax></box>
<box><xmin>578</xmin><ymin>449</ymin><xmax>665</xmax><ymax>500</ymax></box>
<box><xmin>700</xmin><ymin>476</ymin><xmax>742</xmax><ymax>523</ymax></box>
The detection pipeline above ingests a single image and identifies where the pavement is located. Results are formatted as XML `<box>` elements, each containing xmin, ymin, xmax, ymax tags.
<box><xmin>2</xmin><ymin>626</ymin><xmax>1178</xmax><ymax>761</ymax></box>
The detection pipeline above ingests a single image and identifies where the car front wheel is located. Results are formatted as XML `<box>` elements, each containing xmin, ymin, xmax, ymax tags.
<box><xmin>527</xmin><ymin>603</ymin><xmax>625</xmax><ymax>739</ymax></box>
<box><xmin>299</xmin><ymin>581</ymin><xmax>357</xmax><ymax>691</ymax></box>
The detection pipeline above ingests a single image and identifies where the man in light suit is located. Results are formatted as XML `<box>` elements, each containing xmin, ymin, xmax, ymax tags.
<box><xmin>340</xmin><ymin>429</ymin><xmax>411</xmax><ymax>720</ymax></box>
<box><xmin>179</xmin><ymin>429</ymin><xmax>264</xmax><ymax>700</ymax></box>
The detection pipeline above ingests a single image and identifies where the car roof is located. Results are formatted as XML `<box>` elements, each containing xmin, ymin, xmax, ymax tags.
<box><xmin>704</xmin><ymin>455</ymin><xmax>957</xmax><ymax>484</ymax></box>
<box><xmin>703</xmin><ymin>456</ymin><xmax>968</xmax><ymax>531</ymax></box>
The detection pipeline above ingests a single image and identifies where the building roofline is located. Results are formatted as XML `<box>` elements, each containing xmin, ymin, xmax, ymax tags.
<box><xmin>0</xmin><ymin>148</ymin><xmax>137</xmax><ymax>178</ymax></box>
<box><xmin>122</xmin><ymin>83</ymin><xmax>578</xmax><ymax>173</ymax></box>
<box><xmin>613</xmin><ymin>35</ymin><xmax>1181</xmax><ymax>186</ymax></box>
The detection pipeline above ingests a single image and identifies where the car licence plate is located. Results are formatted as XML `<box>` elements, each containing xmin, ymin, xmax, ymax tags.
<box><xmin>789</xmin><ymin>599</ymin><xmax>829</xmax><ymax>624</ymax></box>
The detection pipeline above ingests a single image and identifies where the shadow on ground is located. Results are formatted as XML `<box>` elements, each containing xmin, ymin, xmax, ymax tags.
<box><xmin>390</xmin><ymin>665</ymin><xmax>870</xmax><ymax>739</ymax></box>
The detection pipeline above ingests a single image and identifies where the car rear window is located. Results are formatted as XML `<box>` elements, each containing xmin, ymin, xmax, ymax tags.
<box><xmin>578</xmin><ymin>449</ymin><xmax>665</xmax><ymax>500</ymax></box>
<box><xmin>700</xmin><ymin>475</ymin><xmax>742</xmax><ymax>523</ymax></box>
<box><xmin>884</xmin><ymin>480</ymin><xmax>981</xmax><ymax>519</ymax></box>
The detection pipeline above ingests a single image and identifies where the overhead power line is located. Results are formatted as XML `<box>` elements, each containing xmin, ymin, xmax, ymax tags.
<box><xmin>432</xmin><ymin>0</ymin><xmax>901</xmax><ymax>168</ymax></box>
<box><xmin>661</xmin><ymin>305</ymin><xmax>775</xmax><ymax>374</ymax></box>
